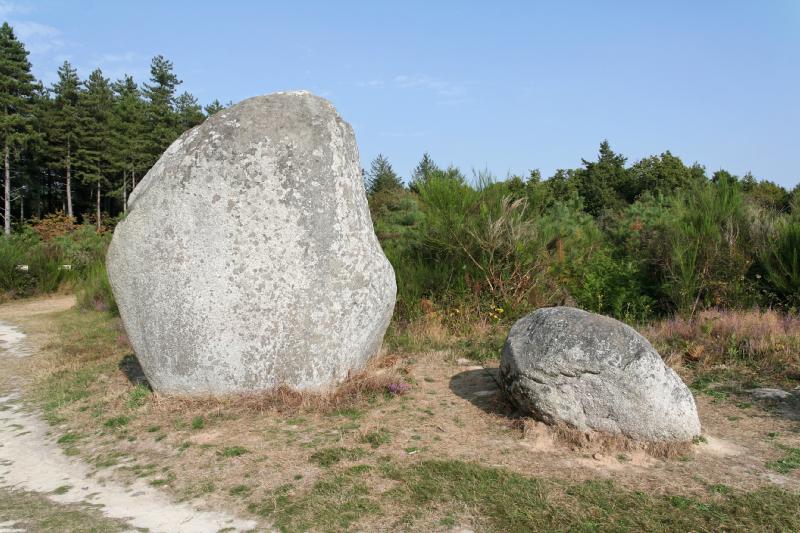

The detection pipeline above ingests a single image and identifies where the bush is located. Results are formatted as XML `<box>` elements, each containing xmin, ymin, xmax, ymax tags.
<box><xmin>761</xmin><ymin>220</ymin><xmax>800</xmax><ymax>306</ymax></box>
<box><xmin>76</xmin><ymin>263</ymin><xmax>117</xmax><ymax>315</ymax></box>
<box><xmin>29</xmin><ymin>211</ymin><xmax>76</xmax><ymax>240</ymax></box>
<box><xmin>414</xmin><ymin>174</ymin><xmax>560</xmax><ymax>314</ymax></box>
<box><xmin>0</xmin><ymin>222</ymin><xmax>110</xmax><ymax>303</ymax></box>
<box><xmin>375</xmin><ymin>178</ymin><xmax>667</xmax><ymax>324</ymax></box>
<box><xmin>565</xmin><ymin>247</ymin><xmax>654</xmax><ymax>323</ymax></box>
<box><xmin>51</xmin><ymin>225</ymin><xmax>110</xmax><ymax>272</ymax></box>
<box><xmin>0</xmin><ymin>231</ymin><xmax>67</xmax><ymax>299</ymax></box>
<box><xmin>665</xmin><ymin>180</ymin><xmax>752</xmax><ymax>316</ymax></box>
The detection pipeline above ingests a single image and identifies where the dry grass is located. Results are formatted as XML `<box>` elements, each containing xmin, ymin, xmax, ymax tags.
<box><xmin>0</xmin><ymin>487</ymin><xmax>128</xmax><ymax>532</ymax></box>
<box><xmin>644</xmin><ymin>308</ymin><xmax>800</xmax><ymax>384</ymax></box>
<box><xmin>6</xmin><ymin>298</ymin><xmax>800</xmax><ymax>531</ymax></box>
<box><xmin>150</xmin><ymin>365</ymin><xmax>408</xmax><ymax>417</ymax></box>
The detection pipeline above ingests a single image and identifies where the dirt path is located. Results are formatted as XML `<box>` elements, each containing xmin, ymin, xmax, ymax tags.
<box><xmin>0</xmin><ymin>321</ymin><xmax>28</xmax><ymax>358</ymax></box>
<box><xmin>0</xmin><ymin>296</ymin><xmax>260</xmax><ymax>533</ymax></box>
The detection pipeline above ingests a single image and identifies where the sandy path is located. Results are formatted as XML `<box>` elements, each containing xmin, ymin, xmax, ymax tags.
<box><xmin>0</xmin><ymin>297</ymin><xmax>261</xmax><ymax>533</ymax></box>
<box><xmin>0</xmin><ymin>321</ymin><xmax>27</xmax><ymax>358</ymax></box>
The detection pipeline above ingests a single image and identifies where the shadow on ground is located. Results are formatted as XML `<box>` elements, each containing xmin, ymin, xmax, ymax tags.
<box><xmin>118</xmin><ymin>354</ymin><xmax>150</xmax><ymax>388</ymax></box>
<box><xmin>448</xmin><ymin>367</ymin><xmax>517</xmax><ymax>417</ymax></box>
<box><xmin>714</xmin><ymin>383</ymin><xmax>800</xmax><ymax>423</ymax></box>
<box><xmin>759</xmin><ymin>395</ymin><xmax>800</xmax><ymax>423</ymax></box>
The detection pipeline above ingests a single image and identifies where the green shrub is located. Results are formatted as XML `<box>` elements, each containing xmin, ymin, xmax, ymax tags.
<box><xmin>761</xmin><ymin>220</ymin><xmax>800</xmax><ymax>306</ymax></box>
<box><xmin>76</xmin><ymin>263</ymin><xmax>117</xmax><ymax>315</ymax></box>
<box><xmin>414</xmin><ymin>174</ymin><xmax>560</xmax><ymax>313</ymax></box>
<box><xmin>104</xmin><ymin>415</ymin><xmax>130</xmax><ymax>428</ymax></box>
<box><xmin>51</xmin><ymin>225</ymin><xmax>110</xmax><ymax>273</ymax></box>
<box><xmin>358</xmin><ymin>428</ymin><xmax>392</xmax><ymax>448</ymax></box>
<box><xmin>218</xmin><ymin>446</ymin><xmax>249</xmax><ymax>458</ymax></box>
<box><xmin>309</xmin><ymin>447</ymin><xmax>366</xmax><ymax>467</ymax></box>
<box><xmin>0</xmin><ymin>232</ymin><xmax>66</xmax><ymax>298</ymax></box>
<box><xmin>565</xmin><ymin>247</ymin><xmax>654</xmax><ymax>323</ymax></box>
<box><xmin>0</xmin><ymin>224</ymin><xmax>110</xmax><ymax>302</ymax></box>
<box><xmin>665</xmin><ymin>180</ymin><xmax>752</xmax><ymax>316</ymax></box>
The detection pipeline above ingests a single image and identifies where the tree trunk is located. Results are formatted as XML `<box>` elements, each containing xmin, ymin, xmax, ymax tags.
<box><xmin>19</xmin><ymin>190</ymin><xmax>23</xmax><ymax>225</ymax></box>
<box><xmin>65</xmin><ymin>141</ymin><xmax>73</xmax><ymax>218</ymax></box>
<box><xmin>131</xmin><ymin>168</ymin><xmax>136</xmax><ymax>191</ymax></box>
<box><xmin>123</xmin><ymin>169</ymin><xmax>127</xmax><ymax>213</ymax></box>
<box><xmin>96</xmin><ymin>182</ymin><xmax>101</xmax><ymax>231</ymax></box>
<box><xmin>3</xmin><ymin>143</ymin><xmax>10</xmax><ymax>235</ymax></box>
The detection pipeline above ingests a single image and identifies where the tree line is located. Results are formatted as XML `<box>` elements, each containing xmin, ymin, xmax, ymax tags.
<box><xmin>364</xmin><ymin>143</ymin><xmax>799</xmax><ymax>320</ymax></box>
<box><xmin>3</xmin><ymin>18</ymin><xmax>798</xmax><ymax>321</ymax></box>
<box><xmin>0</xmin><ymin>22</ymin><xmax>225</xmax><ymax>234</ymax></box>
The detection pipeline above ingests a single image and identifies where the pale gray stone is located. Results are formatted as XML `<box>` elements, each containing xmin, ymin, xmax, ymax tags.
<box><xmin>107</xmin><ymin>91</ymin><xmax>396</xmax><ymax>394</ymax></box>
<box><xmin>747</xmin><ymin>388</ymin><xmax>792</xmax><ymax>401</ymax></box>
<box><xmin>499</xmin><ymin>307</ymin><xmax>701</xmax><ymax>441</ymax></box>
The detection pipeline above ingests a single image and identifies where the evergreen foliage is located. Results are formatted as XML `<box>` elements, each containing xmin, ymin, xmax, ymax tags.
<box><xmin>110</xmin><ymin>75</ymin><xmax>147</xmax><ymax>211</ymax></box>
<box><xmin>0</xmin><ymin>22</ymin><xmax>797</xmax><ymax>321</ymax></box>
<box><xmin>762</xmin><ymin>220</ymin><xmax>800</xmax><ymax>305</ymax></box>
<box><xmin>142</xmin><ymin>55</ymin><xmax>181</xmax><ymax>162</ymax></box>
<box><xmin>0</xmin><ymin>24</ymin><xmax>222</xmax><ymax>229</ymax></box>
<box><xmin>203</xmin><ymin>99</ymin><xmax>225</xmax><ymax>116</ymax></box>
<box><xmin>573</xmin><ymin>140</ymin><xmax>630</xmax><ymax>216</ymax></box>
<box><xmin>0</xmin><ymin>22</ymin><xmax>36</xmax><ymax>234</ymax></box>
<box><xmin>175</xmin><ymin>91</ymin><xmax>204</xmax><ymax>131</ymax></box>
<box><xmin>366</xmin><ymin>154</ymin><xmax>403</xmax><ymax>196</ymax></box>
<box><xmin>49</xmin><ymin>61</ymin><xmax>80</xmax><ymax>218</ymax></box>
<box><xmin>409</xmin><ymin>151</ymin><xmax>439</xmax><ymax>192</ymax></box>
<box><xmin>75</xmin><ymin>69</ymin><xmax>114</xmax><ymax>229</ymax></box>
<box><xmin>370</xmin><ymin>147</ymin><xmax>800</xmax><ymax>321</ymax></box>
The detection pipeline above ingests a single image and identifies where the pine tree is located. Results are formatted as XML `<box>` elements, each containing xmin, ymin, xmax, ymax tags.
<box><xmin>204</xmin><ymin>99</ymin><xmax>224</xmax><ymax>116</ymax></box>
<box><xmin>50</xmin><ymin>61</ymin><xmax>80</xmax><ymax>219</ymax></box>
<box><xmin>409</xmin><ymin>151</ymin><xmax>438</xmax><ymax>193</ymax></box>
<box><xmin>366</xmin><ymin>154</ymin><xmax>403</xmax><ymax>196</ymax></box>
<box><xmin>143</xmin><ymin>55</ymin><xmax>181</xmax><ymax>165</ymax></box>
<box><xmin>76</xmin><ymin>69</ymin><xmax>113</xmax><ymax>230</ymax></box>
<box><xmin>23</xmin><ymin>82</ymin><xmax>51</xmax><ymax>220</ymax></box>
<box><xmin>574</xmin><ymin>140</ymin><xmax>630</xmax><ymax>216</ymax></box>
<box><xmin>0</xmin><ymin>23</ymin><xmax>36</xmax><ymax>234</ymax></box>
<box><xmin>111</xmin><ymin>75</ymin><xmax>147</xmax><ymax>210</ymax></box>
<box><xmin>175</xmin><ymin>91</ymin><xmax>204</xmax><ymax>131</ymax></box>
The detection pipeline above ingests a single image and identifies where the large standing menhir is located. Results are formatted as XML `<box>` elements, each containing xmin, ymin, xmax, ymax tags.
<box><xmin>107</xmin><ymin>91</ymin><xmax>397</xmax><ymax>394</ymax></box>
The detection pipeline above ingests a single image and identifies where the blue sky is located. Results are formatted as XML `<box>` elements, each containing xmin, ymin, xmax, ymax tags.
<box><xmin>4</xmin><ymin>1</ymin><xmax>799</xmax><ymax>187</ymax></box>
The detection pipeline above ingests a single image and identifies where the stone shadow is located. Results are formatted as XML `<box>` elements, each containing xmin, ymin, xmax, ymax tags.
<box><xmin>754</xmin><ymin>393</ymin><xmax>800</xmax><ymax>422</ymax></box>
<box><xmin>715</xmin><ymin>385</ymin><xmax>800</xmax><ymax>423</ymax></box>
<box><xmin>448</xmin><ymin>367</ymin><xmax>517</xmax><ymax>418</ymax></box>
<box><xmin>118</xmin><ymin>353</ymin><xmax>150</xmax><ymax>389</ymax></box>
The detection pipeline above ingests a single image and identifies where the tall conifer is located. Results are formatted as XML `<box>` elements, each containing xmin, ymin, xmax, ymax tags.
<box><xmin>111</xmin><ymin>75</ymin><xmax>147</xmax><ymax>210</ymax></box>
<box><xmin>0</xmin><ymin>23</ymin><xmax>35</xmax><ymax>234</ymax></box>
<box><xmin>143</xmin><ymin>55</ymin><xmax>181</xmax><ymax>165</ymax></box>
<box><xmin>50</xmin><ymin>61</ymin><xmax>80</xmax><ymax>218</ymax></box>
<box><xmin>76</xmin><ymin>69</ymin><xmax>113</xmax><ymax>230</ymax></box>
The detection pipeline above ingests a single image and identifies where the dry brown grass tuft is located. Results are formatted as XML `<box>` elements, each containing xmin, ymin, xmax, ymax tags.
<box><xmin>645</xmin><ymin>308</ymin><xmax>800</xmax><ymax>382</ymax></box>
<box><xmin>149</xmin><ymin>360</ymin><xmax>407</xmax><ymax>417</ymax></box>
<box><xmin>405</xmin><ymin>313</ymin><xmax>452</xmax><ymax>346</ymax></box>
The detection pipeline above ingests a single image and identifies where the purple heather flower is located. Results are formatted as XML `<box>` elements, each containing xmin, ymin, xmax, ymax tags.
<box><xmin>387</xmin><ymin>382</ymin><xmax>410</xmax><ymax>395</ymax></box>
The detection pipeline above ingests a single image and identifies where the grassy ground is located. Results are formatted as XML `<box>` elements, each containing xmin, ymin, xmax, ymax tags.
<box><xmin>12</xmin><ymin>302</ymin><xmax>800</xmax><ymax>532</ymax></box>
<box><xmin>0</xmin><ymin>487</ymin><xmax>128</xmax><ymax>532</ymax></box>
